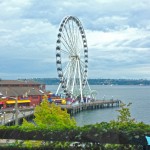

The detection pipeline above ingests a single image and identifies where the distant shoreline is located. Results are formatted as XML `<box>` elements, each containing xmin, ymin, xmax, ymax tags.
<box><xmin>30</xmin><ymin>78</ymin><xmax>150</xmax><ymax>86</ymax></box>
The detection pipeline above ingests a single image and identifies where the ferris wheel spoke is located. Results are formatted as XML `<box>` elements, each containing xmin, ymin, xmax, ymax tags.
<box><xmin>80</xmin><ymin>66</ymin><xmax>85</xmax><ymax>78</ymax></box>
<box><xmin>61</xmin><ymin>37</ymin><xmax>73</xmax><ymax>54</ymax></box>
<box><xmin>68</xmin><ymin>20</ymin><xmax>76</xmax><ymax>52</ymax></box>
<box><xmin>68</xmin><ymin>20</ymin><xmax>77</xmax><ymax>56</ymax></box>
<box><xmin>63</xmin><ymin>61</ymin><xmax>71</xmax><ymax>77</ymax></box>
<box><xmin>74</xmin><ymin>22</ymin><xmax>80</xmax><ymax>55</ymax></box>
<box><xmin>73</xmin><ymin>25</ymin><xmax>79</xmax><ymax>55</ymax></box>
<box><xmin>74</xmin><ymin>30</ymin><xmax>82</xmax><ymax>55</ymax></box>
<box><xmin>80</xmin><ymin>64</ymin><xmax>84</xmax><ymax>71</ymax></box>
<box><xmin>71</xmin><ymin>20</ymin><xmax>77</xmax><ymax>53</ymax></box>
<box><xmin>80</xmin><ymin>59</ymin><xmax>85</xmax><ymax>66</ymax></box>
<box><xmin>79</xmin><ymin>61</ymin><xmax>87</xmax><ymax>77</ymax></box>
<box><xmin>61</xmin><ymin>48</ymin><xmax>70</xmax><ymax>56</ymax></box>
<box><xmin>63</xmin><ymin>60</ymin><xmax>73</xmax><ymax>78</ymax></box>
<box><xmin>63</xmin><ymin>26</ymin><xmax>75</xmax><ymax>54</ymax></box>
<box><xmin>77</xmin><ymin>29</ymin><xmax>83</xmax><ymax>55</ymax></box>
<box><xmin>64</xmin><ymin>62</ymin><xmax>71</xmax><ymax>77</ymax></box>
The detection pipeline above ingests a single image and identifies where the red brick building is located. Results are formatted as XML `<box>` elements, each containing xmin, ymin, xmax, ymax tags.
<box><xmin>0</xmin><ymin>80</ymin><xmax>45</xmax><ymax>108</ymax></box>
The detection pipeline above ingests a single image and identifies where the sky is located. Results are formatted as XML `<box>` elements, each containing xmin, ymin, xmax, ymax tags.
<box><xmin>0</xmin><ymin>0</ymin><xmax>150</xmax><ymax>79</ymax></box>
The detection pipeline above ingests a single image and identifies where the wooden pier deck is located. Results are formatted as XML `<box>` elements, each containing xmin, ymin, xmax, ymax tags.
<box><xmin>60</xmin><ymin>99</ymin><xmax>121</xmax><ymax>115</ymax></box>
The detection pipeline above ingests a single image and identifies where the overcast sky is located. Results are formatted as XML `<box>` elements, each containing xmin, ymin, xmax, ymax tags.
<box><xmin>0</xmin><ymin>0</ymin><xmax>150</xmax><ymax>79</ymax></box>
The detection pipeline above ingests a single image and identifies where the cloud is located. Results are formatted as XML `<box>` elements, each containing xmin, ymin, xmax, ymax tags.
<box><xmin>0</xmin><ymin>15</ymin><xmax>57</xmax><ymax>78</ymax></box>
<box><xmin>0</xmin><ymin>0</ymin><xmax>150</xmax><ymax>79</ymax></box>
<box><xmin>0</xmin><ymin>0</ymin><xmax>31</xmax><ymax>19</ymax></box>
<box><xmin>0</xmin><ymin>19</ymin><xmax>56</xmax><ymax>51</ymax></box>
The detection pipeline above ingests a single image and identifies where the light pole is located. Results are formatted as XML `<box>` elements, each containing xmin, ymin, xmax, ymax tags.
<box><xmin>15</xmin><ymin>97</ymin><xmax>18</xmax><ymax>125</ymax></box>
<box><xmin>8</xmin><ymin>119</ymin><xmax>11</xmax><ymax>126</ymax></box>
<box><xmin>3</xmin><ymin>112</ymin><xmax>6</xmax><ymax>124</ymax></box>
<box><xmin>9</xmin><ymin>96</ymin><xmax>19</xmax><ymax>125</ymax></box>
<box><xmin>0</xmin><ymin>115</ymin><xmax>3</xmax><ymax>125</ymax></box>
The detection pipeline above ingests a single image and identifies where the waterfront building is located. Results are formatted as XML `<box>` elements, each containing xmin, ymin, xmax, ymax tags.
<box><xmin>0</xmin><ymin>80</ymin><xmax>45</xmax><ymax>108</ymax></box>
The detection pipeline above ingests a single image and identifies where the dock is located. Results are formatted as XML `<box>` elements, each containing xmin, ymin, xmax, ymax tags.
<box><xmin>60</xmin><ymin>99</ymin><xmax>121</xmax><ymax>115</ymax></box>
<box><xmin>0</xmin><ymin>99</ymin><xmax>121</xmax><ymax>125</ymax></box>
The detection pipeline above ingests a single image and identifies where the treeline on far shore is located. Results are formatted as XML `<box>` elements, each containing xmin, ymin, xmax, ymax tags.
<box><xmin>31</xmin><ymin>78</ymin><xmax>150</xmax><ymax>85</ymax></box>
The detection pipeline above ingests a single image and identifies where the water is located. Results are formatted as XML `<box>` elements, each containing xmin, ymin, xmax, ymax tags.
<box><xmin>46</xmin><ymin>85</ymin><xmax>150</xmax><ymax>126</ymax></box>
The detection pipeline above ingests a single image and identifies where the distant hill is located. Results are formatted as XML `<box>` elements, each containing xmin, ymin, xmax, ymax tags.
<box><xmin>31</xmin><ymin>78</ymin><xmax>150</xmax><ymax>85</ymax></box>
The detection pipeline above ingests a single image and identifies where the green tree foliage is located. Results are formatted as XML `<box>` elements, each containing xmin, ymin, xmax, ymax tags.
<box><xmin>109</xmin><ymin>102</ymin><xmax>136</xmax><ymax>130</ymax></box>
<box><xmin>116</xmin><ymin>102</ymin><xmax>135</xmax><ymax>123</ymax></box>
<box><xmin>107</xmin><ymin>102</ymin><xmax>138</xmax><ymax>149</ymax></box>
<box><xmin>22</xmin><ymin>95</ymin><xmax>76</xmax><ymax>130</ymax></box>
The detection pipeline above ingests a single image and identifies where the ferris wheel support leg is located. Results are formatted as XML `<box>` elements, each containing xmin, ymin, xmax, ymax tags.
<box><xmin>56</xmin><ymin>82</ymin><xmax>61</xmax><ymax>95</ymax></box>
<box><xmin>87</xmin><ymin>80</ymin><xmax>92</xmax><ymax>92</ymax></box>
<box><xmin>63</xmin><ymin>60</ymin><xmax>71</xmax><ymax>90</ymax></box>
<box><xmin>66</xmin><ymin>64</ymin><xmax>71</xmax><ymax>90</ymax></box>
<box><xmin>77</xmin><ymin>59</ymin><xmax>83</xmax><ymax>103</ymax></box>
<box><xmin>71</xmin><ymin>60</ymin><xmax>78</xmax><ymax>95</ymax></box>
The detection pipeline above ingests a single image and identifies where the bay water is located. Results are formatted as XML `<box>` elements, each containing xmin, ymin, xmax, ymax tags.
<box><xmin>46</xmin><ymin>85</ymin><xmax>150</xmax><ymax>126</ymax></box>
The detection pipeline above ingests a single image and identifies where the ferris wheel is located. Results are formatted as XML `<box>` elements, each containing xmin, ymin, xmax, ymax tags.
<box><xmin>55</xmin><ymin>16</ymin><xmax>92</xmax><ymax>102</ymax></box>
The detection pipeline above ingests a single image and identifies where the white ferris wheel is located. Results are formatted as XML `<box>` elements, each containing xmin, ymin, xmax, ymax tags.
<box><xmin>55</xmin><ymin>16</ymin><xmax>95</xmax><ymax>102</ymax></box>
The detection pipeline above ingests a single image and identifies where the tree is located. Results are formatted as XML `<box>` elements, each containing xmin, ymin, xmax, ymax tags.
<box><xmin>116</xmin><ymin>102</ymin><xmax>135</xmax><ymax>123</ymax></box>
<box><xmin>22</xmin><ymin>95</ymin><xmax>76</xmax><ymax>130</ymax></box>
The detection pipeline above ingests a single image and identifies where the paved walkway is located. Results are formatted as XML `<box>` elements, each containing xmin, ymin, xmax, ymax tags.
<box><xmin>0</xmin><ymin>109</ymin><xmax>34</xmax><ymax>125</ymax></box>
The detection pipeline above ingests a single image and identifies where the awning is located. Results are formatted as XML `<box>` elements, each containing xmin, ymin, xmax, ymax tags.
<box><xmin>6</xmin><ymin>100</ymin><xmax>31</xmax><ymax>104</ymax></box>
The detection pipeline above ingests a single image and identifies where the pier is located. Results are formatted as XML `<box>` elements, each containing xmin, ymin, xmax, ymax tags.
<box><xmin>0</xmin><ymin>99</ymin><xmax>121</xmax><ymax>125</ymax></box>
<box><xmin>60</xmin><ymin>99</ymin><xmax>121</xmax><ymax>115</ymax></box>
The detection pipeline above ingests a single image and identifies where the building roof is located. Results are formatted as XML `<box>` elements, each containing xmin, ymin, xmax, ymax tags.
<box><xmin>0</xmin><ymin>80</ymin><xmax>42</xmax><ymax>86</ymax></box>
<box><xmin>0</xmin><ymin>86</ymin><xmax>45</xmax><ymax>97</ymax></box>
